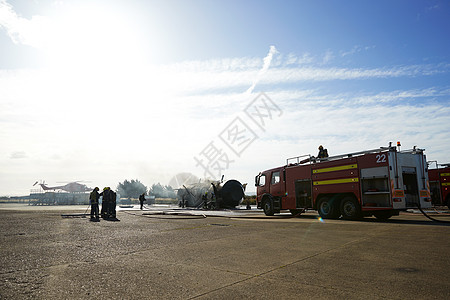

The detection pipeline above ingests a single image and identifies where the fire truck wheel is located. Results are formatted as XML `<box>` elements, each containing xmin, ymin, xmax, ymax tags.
<box><xmin>340</xmin><ymin>197</ymin><xmax>361</xmax><ymax>220</ymax></box>
<box><xmin>373</xmin><ymin>210</ymin><xmax>392</xmax><ymax>221</ymax></box>
<box><xmin>263</xmin><ymin>198</ymin><xmax>274</xmax><ymax>216</ymax></box>
<box><xmin>318</xmin><ymin>198</ymin><xmax>338</xmax><ymax>219</ymax></box>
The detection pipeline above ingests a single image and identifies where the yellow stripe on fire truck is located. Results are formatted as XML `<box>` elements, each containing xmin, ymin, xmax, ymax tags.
<box><xmin>440</xmin><ymin>173</ymin><xmax>450</xmax><ymax>177</ymax></box>
<box><xmin>313</xmin><ymin>177</ymin><xmax>359</xmax><ymax>185</ymax></box>
<box><xmin>442</xmin><ymin>182</ymin><xmax>450</xmax><ymax>186</ymax></box>
<box><xmin>312</xmin><ymin>164</ymin><xmax>358</xmax><ymax>174</ymax></box>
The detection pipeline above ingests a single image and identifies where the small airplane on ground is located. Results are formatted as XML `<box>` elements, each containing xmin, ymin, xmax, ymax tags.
<box><xmin>33</xmin><ymin>181</ymin><xmax>92</xmax><ymax>193</ymax></box>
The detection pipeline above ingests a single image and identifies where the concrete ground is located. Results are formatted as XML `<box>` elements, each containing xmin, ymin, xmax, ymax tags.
<box><xmin>0</xmin><ymin>204</ymin><xmax>449</xmax><ymax>299</ymax></box>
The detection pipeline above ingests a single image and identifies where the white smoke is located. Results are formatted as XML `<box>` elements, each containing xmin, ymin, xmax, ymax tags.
<box><xmin>246</xmin><ymin>45</ymin><xmax>278</xmax><ymax>94</ymax></box>
<box><xmin>0</xmin><ymin>0</ymin><xmax>50</xmax><ymax>48</ymax></box>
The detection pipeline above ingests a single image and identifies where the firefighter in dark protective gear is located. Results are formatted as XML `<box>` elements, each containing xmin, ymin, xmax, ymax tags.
<box><xmin>202</xmin><ymin>192</ymin><xmax>208</xmax><ymax>209</ymax></box>
<box><xmin>89</xmin><ymin>187</ymin><xmax>100</xmax><ymax>221</ymax></box>
<box><xmin>317</xmin><ymin>145</ymin><xmax>329</xmax><ymax>158</ymax></box>
<box><xmin>246</xmin><ymin>197</ymin><xmax>251</xmax><ymax>210</ymax></box>
<box><xmin>100</xmin><ymin>187</ymin><xmax>111</xmax><ymax>219</ymax></box>
<box><xmin>139</xmin><ymin>193</ymin><xmax>146</xmax><ymax>210</ymax></box>
<box><xmin>181</xmin><ymin>194</ymin><xmax>186</xmax><ymax>208</ymax></box>
<box><xmin>110</xmin><ymin>189</ymin><xmax>117</xmax><ymax>219</ymax></box>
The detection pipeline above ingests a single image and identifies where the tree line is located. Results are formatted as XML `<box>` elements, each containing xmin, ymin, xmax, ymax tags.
<box><xmin>116</xmin><ymin>179</ymin><xmax>177</xmax><ymax>199</ymax></box>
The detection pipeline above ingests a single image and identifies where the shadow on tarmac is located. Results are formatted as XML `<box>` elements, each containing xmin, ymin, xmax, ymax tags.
<box><xmin>322</xmin><ymin>215</ymin><xmax>450</xmax><ymax>227</ymax></box>
<box><xmin>241</xmin><ymin>213</ymin><xmax>450</xmax><ymax>227</ymax></box>
<box><xmin>358</xmin><ymin>217</ymin><xmax>450</xmax><ymax>227</ymax></box>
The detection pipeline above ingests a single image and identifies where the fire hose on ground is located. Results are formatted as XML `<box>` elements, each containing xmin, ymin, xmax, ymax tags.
<box><xmin>414</xmin><ymin>203</ymin><xmax>450</xmax><ymax>224</ymax></box>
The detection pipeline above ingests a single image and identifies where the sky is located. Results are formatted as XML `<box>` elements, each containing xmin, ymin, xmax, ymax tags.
<box><xmin>0</xmin><ymin>0</ymin><xmax>449</xmax><ymax>196</ymax></box>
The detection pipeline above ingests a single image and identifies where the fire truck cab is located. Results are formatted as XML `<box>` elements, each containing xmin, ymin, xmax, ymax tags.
<box><xmin>428</xmin><ymin>164</ymin><xmax>450</xmax><ymax>209</ymax></box>
<box><xmin>255</xmin><ymin>145</ymin><xmax>432</xmax><ymax>220</ymax></box>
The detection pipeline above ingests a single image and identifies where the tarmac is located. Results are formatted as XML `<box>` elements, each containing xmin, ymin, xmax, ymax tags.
<box><xmin>0</xmin><ymin>203</ymin><xmax>449</xmax><ymax>299</ymax></box>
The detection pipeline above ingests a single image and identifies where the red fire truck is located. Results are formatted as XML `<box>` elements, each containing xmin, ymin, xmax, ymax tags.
<box><xmin>428</xmin><ymin>163</ymin><xmax>450</xmax><ymax>209</ymax></box>
<box><xmin>255</xmin><ymin>145</ymin><xmax>432</xmax><ymax>220</ymax></box>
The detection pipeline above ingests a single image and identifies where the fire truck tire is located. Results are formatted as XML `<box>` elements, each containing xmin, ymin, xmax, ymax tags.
<box><xmin>318</xmin><ymin>198</ymin><xmax>339</xmax><ymax>219</ymax></box>
<box><xmin>340</xmin><ymin>197</ymin><xmax>361</xmax><ymax>220</ymax></box>
<box><xmin>373</xmin><ymin>210</ymin><xmax>393</xmax><ymax>221</ymax></box>
<box><xmin>263</xmin><ymin>198</ymin><xmax>274</xmax><ymax>216</ymax></box>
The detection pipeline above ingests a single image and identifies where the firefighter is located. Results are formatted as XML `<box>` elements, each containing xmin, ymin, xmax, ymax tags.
<box><xmin>100</xmin><ymin>187</ymin><xmax>111</xmax><ymax>219</ymax></box>
<box><xmin>317</xmin><ymin>145</ymin><xmax>329</xmax><ymax>158</ymax></box>
<box><xmin>181</xmin><ymin>194</ymin><xmax>186</xmax><ymax>208</ymax></box>
<box><xmin>202</xmin><ymin>192</ymin><xmax>208</xmax><ymax>209</ymax></box>
<box><xmin>139</xmin><ymin>193</ymin><xmax>146</xmax><ymax>210</ymax></box>
<box><xmin>89</xmin><ymin>187</ymin><xmax>100</xmax><ymax>221</ymax></box>
<box><xmin>110</xmin><ymin>189</ymin><xmax>117</xmax><ymax>219</ymax></box>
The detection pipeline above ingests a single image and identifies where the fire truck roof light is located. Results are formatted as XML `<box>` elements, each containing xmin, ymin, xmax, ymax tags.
<box><xmin>397</xmin><ymin>141</ymin><xmax>401</xmax><ymax>146</ymax></box>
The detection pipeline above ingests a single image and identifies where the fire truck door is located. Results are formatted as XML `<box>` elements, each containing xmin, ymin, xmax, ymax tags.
<box><xmin>295</xmin><ymin>180</ymin><xmax>312</xmax><ymax>208</ymax></box>
<box><xmin>402</xmin><ymin>167</ymin><xmax>419</xmax><ymax>206</ymax></box>
<box><xmin>270</xmin><ymin>171</ymin><xmax>282</xmax><ymax>196</ymax></box>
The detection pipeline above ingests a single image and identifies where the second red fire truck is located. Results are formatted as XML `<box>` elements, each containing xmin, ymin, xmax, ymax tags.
<box><xmin>428</xmin><ymin>163</ymin><xmax>450</xmax><ymax>209</ymax></box>
<box><xmin>255</xmin><ymin>144</ymin><xmax>432</xmax><ymax>220</ymax></box>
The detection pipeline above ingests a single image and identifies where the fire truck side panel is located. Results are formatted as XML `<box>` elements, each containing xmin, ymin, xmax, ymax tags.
<box><xmin>312</xmin><ymin>182</ymin><xmax>360</xmax><ymax>202</ymax></box>
<box><xmin>285</xmin><ymin>164</ymin><xmax>312</xmax><ymax>209</ymax></box>
<box><xmin>428</xmin><ymin>167</ymin><xmax>450</xmax><ymax>206</ymax></box>
<box><xmin>357</xmin><ymin>152</ymin><xmax>389</xmax><ymax>169</ymax></box>
<box><xmin>312</xmin><ymin>163</ymin><xmax>359</xmax><ymax>181</ymax></box>
<box><xmin>356</xmin><ymin>152</ymin><xmax>391</xmax><ymax>210</ymax></box>
<box><xmin>311</xmin><ymin>157</ymin><xmax>360</xmax><ymax>207</ymax></box>
<box><xmin>428</xmin><ymin>168</ymin><xmax>441</xmax><ymax>205</ymax></box>
<box><xmin>440</xmin><ymin>169</ymin><xmax>450</xmax><ymax>206</ymax></box>
<box><xmin>282</xmin><ymin>190</ymin><xmax>295</xmax><ymax>209</ymax></box>
<box><xmin>360</xmin><ymin>165</ymin><xmax>391</xmax><ymax>209</ymax></box>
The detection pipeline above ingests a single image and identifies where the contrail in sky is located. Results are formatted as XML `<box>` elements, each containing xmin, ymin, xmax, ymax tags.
<box><xmin>246</xmin><ymin>45</ymin><xmax>278</xmax><ymax>94</ymax></box>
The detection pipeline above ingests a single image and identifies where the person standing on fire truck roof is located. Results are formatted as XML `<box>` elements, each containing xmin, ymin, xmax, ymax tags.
<box><xmin>317</xmin><ymin>145</ymin><xmax>329</xmax><ymax>158</ymax></box>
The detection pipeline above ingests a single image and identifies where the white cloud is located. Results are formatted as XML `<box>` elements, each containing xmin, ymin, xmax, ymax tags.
<box><xmin>285</xmin><ymin>53</ymin><xmax>298</xmax><ymax>65</ymax></box>
<box><xmin>341</xmin><ymin>45</ymin><xmax>375</xmax><ymax>57</ymax></box>
<box><xmin>297</xmin><ymin>53</ymin><xmax>315</xmax><ymax>64</ymax></box>
<box><xmin>426</xmin><ymin>4</ymin><xmax>440</xmax><ymax>11</ymax></box>
<box><xmin>322</xmin><ymin>50</ymin><xmax>334</xmax><ymax>64</ymax></box>
<box><xmin>261</xmin><ymin>64</ymin><xmax>448</xmax><ymax>84</ymax></box>
<box><xmin>0</xmin><ymin>0</ymin><xmax>51</xmax><ymax>48</ymax></box>
<box><xmin>10</xmin><ymin>151</ymin><xmax>27</xmax><ymax>159</ymax></box>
